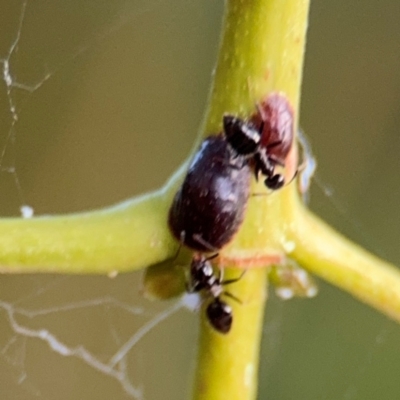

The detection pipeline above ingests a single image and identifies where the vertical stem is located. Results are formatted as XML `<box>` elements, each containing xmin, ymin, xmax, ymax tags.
<box><xmin>192</xmin><ymin>0</ymin><xmax>310</xmax><ymax>399</ymax></box>
<box><xmin>204</xmin><ymin>0</ymin><xmax>310</xmax><ymax>134</ymax></box>
<box><xmin>203</xmin><ymin>0</ymin><xmax>310</xmax><ymax>258</ymax></box>
<box><xmin>193</xmin><ymin>268</ymin><xmax>268</xmax><ymax>400</ymax></box>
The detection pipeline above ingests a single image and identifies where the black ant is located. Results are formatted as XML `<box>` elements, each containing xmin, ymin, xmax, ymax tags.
<box><xmin>187</xmin><ymin>253</ymin><xmax>244</xmax><ymax>334</ymax></box>
<box><xmin>223</xmin><ymin>92</ymin><xmax>294</xmax><ymax>190</ymax></box>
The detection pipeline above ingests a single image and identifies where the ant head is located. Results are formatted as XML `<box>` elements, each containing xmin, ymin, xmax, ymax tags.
<box><xmin>223</xmin><ymin>114</ymin><xmax>237</xmax><ymax>129</ymax></box>
<box><xmin>191</xmin><ymin>253</ymin><xmax>205</xmax><ymax>266</ymax></box>
<box><xmin>223</xmin><ymin>114</ymin><xmax>260</xmax><ymax>157</ymax></box>
<box><xmin>265</xmin><ymin>174</ymin><xmax>285</xmax><ymax>190</ymax></box>
<box><xmin>190</xmin><ymin>254</ymin><xmax>214</xmax><ymax>279</ymax></box>
<box><xmin>206</xmin><ymin>298</ymin><xmax>233</xmax><ymax>334</ymax></box>
<box><xmin>223</xmin><ymin>115</ymin><xmax>243</xmax><ymax>141</ymax></box>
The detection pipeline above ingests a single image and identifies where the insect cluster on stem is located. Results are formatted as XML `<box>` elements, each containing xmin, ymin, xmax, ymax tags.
<box><xmin>168</xmin><ymin>93</ymin><xmax>294</xmax><ymax>334</ymax></box>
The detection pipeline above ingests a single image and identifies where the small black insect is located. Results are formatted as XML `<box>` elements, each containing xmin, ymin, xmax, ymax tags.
<box><xmin>187</xmin><ymin>253</ymin><xmax>242</xmax><ymax>334</ymax></box>
<box><xmin>168</xmin><ymin>134</ymin><xmax>251</xmax><ymax>252</ymax></box>
<box><xmin>223</xmin><ymin>93</ymin><xmax>294</xmax><ymax>191</ymax></box>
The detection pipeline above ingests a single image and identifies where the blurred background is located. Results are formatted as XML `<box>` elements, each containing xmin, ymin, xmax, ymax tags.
<box><xmin>0</xmin><ymin>0</ymin><xmax>399</xmax><ymax>399</ymax></box>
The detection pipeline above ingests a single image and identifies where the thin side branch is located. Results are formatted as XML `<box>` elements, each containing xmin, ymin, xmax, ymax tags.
<box><xmin>288</xmin><ymin>199</ymin><xmax>400</xmax><ymax>322</ymax></box>
<box><xmin>0</xmin><ymin>165</ymin><xmax>186</xmax><ymax>274</ymax></box>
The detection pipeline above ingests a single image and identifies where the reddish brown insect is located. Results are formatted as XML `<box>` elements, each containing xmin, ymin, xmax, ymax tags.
<box><xmin>252</xmin><ymin>92</ymin><xmax>294</xmax><ymax>167</ymax></box>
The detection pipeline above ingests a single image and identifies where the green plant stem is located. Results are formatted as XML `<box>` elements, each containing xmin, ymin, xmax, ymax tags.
<box><xmin>0</xmin><ymin>167</ymin><xmax>184</xmax><ymax>274</ymax></box>
<box><xmin>288</xmin><ymin>196</ymin><xmax>400</xmax><ymax>322</ymax></box>
<box><xmin>193</xmin><ymin>268</ymin><xmax>267</xmax><ymax>400</ymax></box>
<box><xmin>191</xmin><ymin>1</ymin><xmax>310</xmax><ymax>399</ymax></box>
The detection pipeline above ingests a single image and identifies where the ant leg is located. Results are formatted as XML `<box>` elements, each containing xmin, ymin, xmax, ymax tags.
<box><xmin>185</xmin><ymin>264</ymin><xmax>197</xmax><ymax>293</ymax></box>
<box><xmin>256</xmin><ymin>150</ymin><xmax>275</xmax><ymax>176</ymax></box>
<box><xmin>287</xmin><ymin>169</ymin><xmax>299</xmax><ymax>185</ymax></box>
<box><xmin>205</xmin><ymin>253</ymin><xmax>219</xmax><ymax>262</ymax></box>
<box><xmin>223</xmin><ymin>291</ymin><xmax>242</xmax><ymax>304</ymax></box>
<box><xmin>171</xmin><ymin>231</ymin><xmax>185</xmax><ymax>262</ymax></box>
<box><xmin>221</xmin><ymin>269</ymin><xmax>246</xmax><ymax>286</ymax></box>
<box><xmin>254</xmin><ymin>162</ymin><xmax>261</xmax><ymax>182</ymax></box>
<box><xmin>217</xmin><ymin>266</ymin><xmax>224</xmax><ymax>283</ymax></box>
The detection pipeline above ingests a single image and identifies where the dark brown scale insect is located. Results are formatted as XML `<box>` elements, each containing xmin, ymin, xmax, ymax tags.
<box><xmin>223</xmin><ymin>92</ymin><xmax>294</xmax><ymax>190</ymax></box>
<box><xmin>187</xmin><ymin>254</ymin><xmax>243</xmax><ymax>334</ymax></box>
<box><xmin>168</xmin><ymin>134</ymin><xmax>251</xmax><ymax>252</ymax></box>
